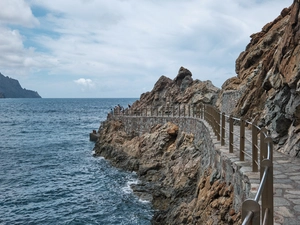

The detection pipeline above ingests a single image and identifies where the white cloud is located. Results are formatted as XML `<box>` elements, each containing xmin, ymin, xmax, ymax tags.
<box><xmin>0</xmin><ymin>0</ymin><xmax>39</xmax><ymax>27</ymax></box>
<box><xmin>74</xmin><ymin>78</ymin><xmax>95</xmax><ymax>90</ymax></box>
<box><xmin>0</xmin><ymin>0</ymin><xmax>293</xmax><ymax>97</ymax></box>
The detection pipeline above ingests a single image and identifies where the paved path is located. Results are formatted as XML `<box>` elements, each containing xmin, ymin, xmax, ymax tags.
<box><xmin>210</xmin><ymin>121</ymin><xmax>300</xmax><ymax>225</ymax></box>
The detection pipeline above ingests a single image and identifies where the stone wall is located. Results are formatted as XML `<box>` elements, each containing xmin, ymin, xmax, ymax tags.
<box><xmin>115</xmin><ymin>115</ymin><xmax>251</xmax><ymax>212</ymax></box>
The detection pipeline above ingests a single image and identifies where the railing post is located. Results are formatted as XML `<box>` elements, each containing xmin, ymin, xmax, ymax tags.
<box><xmin>179</xmin><ymin>104</ymin><xmax>181</xmax><ymax>117</ymax></box>
<box><xmin>252</xmin><ymin>121</ymin><xmax>258</xmax><ymax>172</ymax></box>
<box><xmin>260</xmin><ymin>128</ymin><xmax>268</xmax><ymax>173</ymax></box>
<box><xmin>188</xmin><ymin>104</ymin><xmax>190</xmax><ymax>117</ymax></box>
<box><xmin>229</xmin><ymin>115</ymin><xmax>233</xmax><ymax>153</ymax></box>
<box><xmin>207</xmin><ymin>104</ymin><xmax>210</xmax><ymax>122</ymax></box>
<box><xmin>242</xmin><ymin>200</ymin><xmax>260</xmax><ymax>225</ymax></box>
<box><xmin>261</xmin><ymin>131</ymin><xmax>274</xmax><ymax>225</ymax></box>
<box><xmin>216</xmin><ymin>108</ymin><xmax>220</xmax><ymax>141</ymax></box>
<box><xmin>167</xmin><ymin>105</ymin><xmax>169</xmax><ymax>117</ymax></box>
<box><xmin>183</xmin><ymin>104</ymin><xmax>186</xmax><ymax>117</ymax></box>
<box><xmin>192</xmin><ymin>104</ymin><xmax>195</xmax><ymax>117</ymax></box>
<box><xmin>199</xmin><ymin>104</ymin><xmax>202</xmax><ymax>119</ymax></box>
<box><xmin>205</xmin><ymin>104</ymin><xmax>207</xmax><ymax>121</ymax></box>
<box><xmin>221</xmin><ymin>112</ymin><xmax>225</xmax><ymax>146</ymax></box>
<box><xmin>240</xmin><ymin>117</ymin><xmax>245</xmax><ymax>161</ymax></box>
<box><xmin>172</xmin><ymin>105</ymin><xmax>174</xmax><ymax>117</ymax></box>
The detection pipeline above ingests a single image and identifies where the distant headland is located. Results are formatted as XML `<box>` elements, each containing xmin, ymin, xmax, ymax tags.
<box><xmin>0</xmin><ymin>72</ymin><xmax>41</xmax><ymax>98</ymax></box>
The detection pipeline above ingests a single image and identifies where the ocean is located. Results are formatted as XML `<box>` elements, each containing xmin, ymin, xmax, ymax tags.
<box><xmin>0</xmin><ymin>98</ymin><xmax>153</xmax><ymax>225</ymax></box>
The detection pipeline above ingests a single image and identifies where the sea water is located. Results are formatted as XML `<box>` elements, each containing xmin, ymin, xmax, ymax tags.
<box><xmin>0</xmin><ymin>98</ymin><xmax>153</xmax><ymax>225</ymax></box>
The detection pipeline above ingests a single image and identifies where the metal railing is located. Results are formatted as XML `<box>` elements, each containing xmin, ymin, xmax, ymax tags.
<box><xmin>112</xmin><ymin>103</ymin><xmax>274</xmax><ymax>225</ymax></box>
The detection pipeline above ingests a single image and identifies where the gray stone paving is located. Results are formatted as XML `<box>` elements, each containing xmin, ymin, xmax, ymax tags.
<box><xmin>205</xmin><ymin>120</ymin><xmax>300</xmax><ymax>225</ymax></box>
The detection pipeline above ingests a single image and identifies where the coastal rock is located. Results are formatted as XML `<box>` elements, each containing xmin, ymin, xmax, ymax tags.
<box><xmin>0</xmin><ymin>72</ymin><xmax>41</xmax><ymax>98</ymax></box>
<box><xmin>94</xmin><ymin>119</ymin><xmax>241</xmax><ymax>224</ymax></box>
<box><xmin>131</xmin><ymin>66</ymin><xmax>220</xmax><ymax>112</ymax></box>
<box><xmin>219</xmin><ymin>1</ymin><xmax>300</xmax><ymax>155</ymax></box>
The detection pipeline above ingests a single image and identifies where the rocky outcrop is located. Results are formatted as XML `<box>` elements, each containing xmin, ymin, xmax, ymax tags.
<box><xmin>131</xmin><ymin>66</ymin><xmax>220</xmax><ymax>112</ymax></box>
<box><xmin>94</xmin><ymin>119</ymin><xmax>241</xmax><ymax>224</ymax></box>
<box><xmin>219</xmin><ymin>1</ymin><xmax>300</xmax><ymax>156</ymax></box>
<box><xmin>0</xmin><ymin>72</ymin><xmax>41</xmax><ymax>98</ymax></box>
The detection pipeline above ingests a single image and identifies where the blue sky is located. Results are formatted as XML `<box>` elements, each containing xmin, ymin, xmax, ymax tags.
<box><xmin>0</xmin><ymin>0</ymin><xmax>292</xmax><ymax>98</ymax></box>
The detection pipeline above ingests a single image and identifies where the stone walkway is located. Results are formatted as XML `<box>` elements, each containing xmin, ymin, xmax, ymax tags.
<box><xmin>205</xmin><ymin>120</ymin><xmax>300</xmax><ymax>225</ymax></box>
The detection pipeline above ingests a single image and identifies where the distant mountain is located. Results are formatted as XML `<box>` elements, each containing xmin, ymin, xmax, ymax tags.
<box><xmin>0</xmin><ymin>73</ymin><xmax>41</xmax><ymax>98</ymax></box>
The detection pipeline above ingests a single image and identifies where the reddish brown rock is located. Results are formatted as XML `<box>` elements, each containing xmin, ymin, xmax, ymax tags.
<box><xmin>219</xmin><ymin>1</ymin><xmax>300</xmax><ymax>156</ymax></box>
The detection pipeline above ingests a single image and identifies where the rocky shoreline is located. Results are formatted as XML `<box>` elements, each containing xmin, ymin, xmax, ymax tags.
<box><xmin>93</xmin><ymin>118</ymin><xmax>241</xmax><ymax>225</ymax></box>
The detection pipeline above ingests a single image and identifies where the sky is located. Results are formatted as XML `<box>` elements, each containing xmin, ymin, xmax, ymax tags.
<box><xmin>0</xmin><ymin>0</ymin><xmax>293</xmax><ymax>98</ymax></box>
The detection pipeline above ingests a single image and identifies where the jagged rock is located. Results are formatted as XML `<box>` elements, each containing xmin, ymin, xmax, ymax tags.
<box><xmin>94</xmin><ymin>119</ymin><xmax>240</xmax><ymax>224</ymax></box>
<box><xmin>131</xmin><ymin>67</ymin><xmax>220</xmax><ymax>113</ymax></box>
<box><xmin>174</xmin><ymin>66</ymin><xmax>192</xmax><ymax>85</ymax></box>
<box><xmin>219</xmin><ymin>1</ymin><xmax>300</xmax><ymax>155</ymax></box>
<box><xmin>0</xmin><ymin>72</ymin><xmax>41</xmax><ymax>98</ymax></box>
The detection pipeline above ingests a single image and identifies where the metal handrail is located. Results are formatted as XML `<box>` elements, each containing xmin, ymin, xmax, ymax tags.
<box><xmin>112</xmin><ymin>103</ymin><xmax>273</xmax><ymax>225</ymax></box>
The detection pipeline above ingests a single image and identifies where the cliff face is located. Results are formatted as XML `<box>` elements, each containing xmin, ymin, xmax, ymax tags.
<box><xmin>94</xmin><ymin>120</ymin><xmax>241</xmax><ymax>224</ymax></box>
<box><xmin>220</xmin><ymin>0</ymin><xmax>300</xmax><ymax>156</ymax></box>
<box><xmin>0</xmin><ymin>73</ymin><xmax>41</xmax><ymax>98</ymax></box>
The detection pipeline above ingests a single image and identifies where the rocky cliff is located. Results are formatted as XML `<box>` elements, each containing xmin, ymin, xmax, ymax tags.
<box><xmin>94</xmin><ymin>119</ymin><xmax>241</xmax><ymax>225</ymax></box>
<box><xmin>131</xmin><ymin>66</ymin><xmax>220</xmax><ymax>112</ymax></box>
<box><xmin>219</xmin><ymin>0</ymin><xmax>300</xmax><ymax>156</ymax></box>
<box><xmin>0</xmin><ymin>73</ymin><xmax>41</xmax><ymax>98</ymax></box>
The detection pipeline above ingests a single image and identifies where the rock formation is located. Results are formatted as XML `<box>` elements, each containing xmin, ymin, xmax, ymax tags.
<box><xmin>93</xmin><ymin>67</ymin><xmax>242</xmax><ymax>224</ymax></box>
<box><xmin>0</xmin><ymin>72</ymin><xmax>41</xmax><ymax>98</ymax></box>
<box><xmin>131</xmin><ymin>66</ymin><xmax>220</xmax><ymax>111</ymax></box>
<box><xmin>94</xmin><ymin>120</ymin><xmax>241</xmax><ymax>224</ymax></box>
<box><xmin>219</xmin><ymin>0</ymin><xmax>300</xmax><ymax>156</ymax></box>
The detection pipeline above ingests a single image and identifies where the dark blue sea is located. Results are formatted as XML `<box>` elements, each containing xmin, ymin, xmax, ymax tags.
<box><xmin>0</xmin><ymin>98</ymin><xmax>153</xmax><ymax>225</ymax></box>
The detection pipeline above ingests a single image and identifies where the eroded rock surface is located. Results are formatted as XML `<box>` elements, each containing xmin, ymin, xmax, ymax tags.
<box><xmin>94</xmin><ymin>119</ymin><xmax>241</xmax><ymax>225</ymax></box>
<box><xmin>220</xmin><ymin>1</ymin><xmax>300</xmax><ymax>156</ymax></box>
<box><xmin>131</xmin><ymin>66</ymin><xmax>220</xmax><ymax>112</ymax></box>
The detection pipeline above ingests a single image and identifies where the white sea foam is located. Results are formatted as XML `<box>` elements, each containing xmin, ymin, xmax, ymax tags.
<box><xmin>122</xmin><ymin>179</ymin><xmax>139</xmax><ymax>194</ymax></box>
<box><xmin>138</xmin><ymin>198</ymin><xmax>151</xmax><ymax>204</ymax></box>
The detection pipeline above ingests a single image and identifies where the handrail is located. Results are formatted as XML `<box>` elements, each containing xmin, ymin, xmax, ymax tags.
<box><xmin>111</xmin><ymin>102</ymin><xmax>273</xmax><ymax>225</ymax></box>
